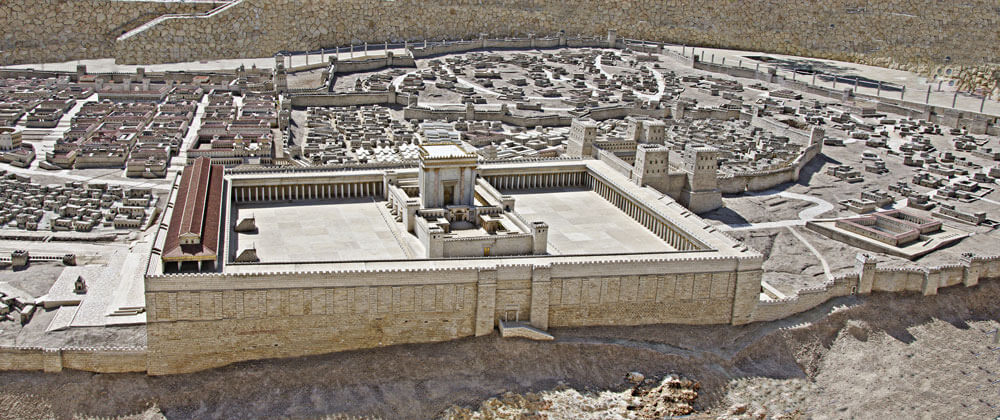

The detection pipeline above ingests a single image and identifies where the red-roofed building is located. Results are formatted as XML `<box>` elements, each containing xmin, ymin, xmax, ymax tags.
<box><xmin>162</xmin><ymin>157</ymin><xmax>224</xmax><ymax>272</ymax></box>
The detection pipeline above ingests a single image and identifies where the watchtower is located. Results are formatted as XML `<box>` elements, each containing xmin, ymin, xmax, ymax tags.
<box><xmin>684</xmin><ymin>145</ymin><xmax>719</xmax><ymax>192</ymax></box>
<box><xmin>567</xmin><ymin>118</ymin><xmax>597</xmax><ymax>158</ymax></box>
<box><xmin>680</xmin><ymin>145</ymin><xmax>722</xmax><ymax>213</ymax></box>
<box><xmin>632</xmin><ymin>143</ymin><xmax>671</xmax><ymax>192</ymax></box>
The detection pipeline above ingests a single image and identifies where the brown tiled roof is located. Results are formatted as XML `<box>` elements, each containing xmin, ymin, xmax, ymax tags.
<box><xmin>162</xmin><ymin>157</ymin><xmax>223</xmax><ymax>262</ymax></box>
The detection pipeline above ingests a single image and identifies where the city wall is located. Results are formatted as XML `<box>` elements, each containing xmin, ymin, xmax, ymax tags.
<box><xmin>750</xmin><ymin>254</ymin><xmax>1000</xmax><ymax>322</ymax></box>
<box><xmin>694</xmin><ymin>60</ymin><xmax>1000</xmax><ymax>135</ymax></box>
<box><xmin>0</xmin><ymin>346</ymin><xmax>146</xmax><ymax>374</ymax></box>
<box><xmin>717</xmin><ymin>141</ymin><xmax>823</xmax><ymax>194</ymax></box>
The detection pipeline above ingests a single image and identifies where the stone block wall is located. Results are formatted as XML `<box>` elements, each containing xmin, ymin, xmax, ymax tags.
<box><xmin>546</xmin><ymin>272</ymin><xmax>736</xmax><ymax>327</ymax></box>
<box><xmin>750</xmin><ymin>255</ymin><xmax>1000</xmax><ymax>323</ymax></box>
<box><xmin>103</xmin><ymin>0</ymin><xmax>998</xmax><ymax>68</ymax></box>
<box><xmin>146</xmin><ymin>282</ymin><xmax>479</xmax><ymax>374</ymax></box>
<box><xmin>144</xmin><ymin>252</ymin><xmax>761</xmax><ymax>374</ymax></box>
<box><xmin>0</xmin><ymin>346</ymin><xmax>146</xmax><ymax>373</ymax></box>
<box><xmin>0</xmin><ymin>0</ymin><xmax>219</xmax><ymax>65</ymax></box>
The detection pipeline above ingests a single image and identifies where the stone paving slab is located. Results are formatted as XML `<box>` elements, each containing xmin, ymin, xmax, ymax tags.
<box><xmin>509</xmin><ymin>188</ymin><xmax>673</xmax><ymax>255</ymax></box>
<box><xmin>45</xmin><ymin>305</ymin><xmax>77</xmax><ymax>332</ymax></box>
<box><xmin>236</xmin><ymin>198</ymin><xmax>409</xmax><ymax>263</ymax></box>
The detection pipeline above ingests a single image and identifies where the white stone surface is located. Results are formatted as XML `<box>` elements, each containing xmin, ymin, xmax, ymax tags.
<box><xmin>236</xmin><ymin>198</ymin><xmax>409</xmax><ymax>262</ymax></box>
<box><xmin>510</xmin><ymin>187</ymin><xmax>674</xmax><ymax>254</ymax></box>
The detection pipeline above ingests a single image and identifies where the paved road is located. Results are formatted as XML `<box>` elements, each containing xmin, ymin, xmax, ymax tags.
<box><xmin>719</xmin><ymin>190</ymin><xmax>835</xmax><ymax>231</ymax></box>
<box><xmin>786</xmin><ymin>226</ymin><xmax>833</xmax><ymax>280</ymax></box>
<box><xmin>661</xmin><ymin>44</ymin><xmax>1000</xmax><ymax>116</ymax></box>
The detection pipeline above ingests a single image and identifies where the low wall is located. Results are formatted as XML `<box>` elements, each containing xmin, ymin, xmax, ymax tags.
<box><xmin>402</xmin><ymin>106</ymin><xmax>572</xmax><ymax>128</ymax></box>
<box><xmin>717</xmin><ymin>131</ymin><xmax>821</xmax><ymax>194</ymax></box>
<box><xmin>0</xmin><ymin>346</ymin><xmax>146</xmax><ymax>373</ymax></box>
<box><xmin>750</xmin><ymin>255</ymin><xmax>1000</xmax><ymax>322</ymax></box>
<box><xmin>290</xmin><ymin>92</ymin><xmax>396</xmax><ymax>108</ymax></box>
<box><xmin>751</xmin><ymin>273</ymin><xmax>858</xmax><ymax>323</ymax></box>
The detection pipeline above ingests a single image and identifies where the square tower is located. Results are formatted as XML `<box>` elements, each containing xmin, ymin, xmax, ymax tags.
<box><xmin>418</xmin><ymin>142</ymin><xmax>479</xmax><ymax>208</ymax></box>
<box><xmin>681</xmin><ymin>145</ymin><xmax>723</xmax><ymax>213</ymax></box>
<box><xmin>632</xmin><ymin>143</ymin><xmax>671</xmax><ymax>192</ymax></box>
<box><xmin>684</xmin><ymin>145</ymin><xmax>719</xmax><ymax>192</ymax></box>
<box><xmin>625</xmin><ymin>117</ymin><xmax>667</xmax><ymax>145</ymax></box>
<box><xmin>645</xmin><ymin>119</ymin><xmax>666</xmax><ymax>144</ymax></box>
<box><xmin>567</xmin><ymin>118</ymin><xmax>597</xmax><ymax>158</ymax></box>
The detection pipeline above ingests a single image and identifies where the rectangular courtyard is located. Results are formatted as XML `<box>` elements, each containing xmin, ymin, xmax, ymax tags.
<box><xmin>508</xmin><ymin>188</ymin><xmax>674</xmax><ymax>255</ymax></box>
<box><xmin>234</xmin><ymin>198</ymin><xmax>409</xmax><ymax>262</ymax></box>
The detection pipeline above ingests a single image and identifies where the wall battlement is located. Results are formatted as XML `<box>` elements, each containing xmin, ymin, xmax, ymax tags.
<box><xmin>752</xmin><ymin>254</ymin><xmax>999</xmax><ymax>322</ymax></box>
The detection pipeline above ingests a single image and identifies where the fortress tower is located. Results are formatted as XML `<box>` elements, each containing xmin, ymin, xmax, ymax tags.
<box><xmin>625</xmin><ymin>116</ymin><xmax>667</xmax><ymax>144</ymax></box>
<box><xmin>632</xmin><ymin>143</ymin><xmax>671</xmax><ymax>193</ymax></box>
<box><xmin>680</xmin><ymin>145</ymin><xmax>722</xmax><ymax>213</ymax></box>
<box><xmin>567</xmin><ymin>118</ymin><xmax>597</xmax><ymax>158</ymax></box>
<box><xmin>273</xmin><ymin>54</ymin><xmax>288</xmax><ymax>94</ymax></box>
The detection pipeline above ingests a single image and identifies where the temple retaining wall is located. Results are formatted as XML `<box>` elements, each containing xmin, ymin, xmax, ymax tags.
<box><xmin>141</xmin><ymin>253</ymin><xmax>761</xmax><ymax>374</ymax></box>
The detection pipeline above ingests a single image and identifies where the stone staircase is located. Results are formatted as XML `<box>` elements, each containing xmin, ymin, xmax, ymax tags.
<box><xmin>109</xmin><ymin>306</ymin><xmax>145</xmax><ymax>317</ymax></box>
<box><xmin>498</xmin><ymin>320</ymin><xmax>554</xmax><ymax>341</ymax></box>
<box><xmin>373</xmin><ymin>198</ymin><xmax>415</xmax><ymax>259</ymax></box>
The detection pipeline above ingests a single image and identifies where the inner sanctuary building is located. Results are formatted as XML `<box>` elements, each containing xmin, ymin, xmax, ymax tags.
<box><xmin>146</xmin><ymin>144</ymin><xmax>762</xmax><ymax>374</ymax></box>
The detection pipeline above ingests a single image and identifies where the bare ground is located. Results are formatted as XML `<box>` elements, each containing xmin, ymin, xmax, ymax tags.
<box><xmin>1</xmin><ymin>279</ymin><xmax>999</xmax><ymax>420</ymax></box>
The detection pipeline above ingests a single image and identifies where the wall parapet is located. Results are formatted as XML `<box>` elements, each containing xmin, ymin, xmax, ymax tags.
<box><xmin>0</xmin><ymin>345</ymin><xmax>147</xmax><ymax>373</ymax></box>
<box><xmin>751</xmin><ymin>254</ymin><xmax>999</xmax><ymax>322</ymax></box>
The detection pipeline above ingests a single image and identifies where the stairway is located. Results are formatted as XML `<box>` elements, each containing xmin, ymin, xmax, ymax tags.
<box><xmin>498</xmin><ymin>320</ymin><xmax>554</xmax><ymax>341</ymax></box>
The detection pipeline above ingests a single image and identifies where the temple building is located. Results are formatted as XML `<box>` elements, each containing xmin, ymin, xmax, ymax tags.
<box><xmin>160</xmin><ymin>157</ymin><xmax>224</xmax><ymax>272</ymax></box>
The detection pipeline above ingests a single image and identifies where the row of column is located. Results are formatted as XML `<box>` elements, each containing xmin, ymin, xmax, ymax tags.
<box><xmin>489</xmin><ymin>172</ymin><xmax>585</xmax><ymax>190</ymax></box>
<box><xmin>233</xmin><ymin>181</ymin><xmax>382</xmax><ymax>203</ymax></box>
<box><xmin>592</xmin><ymin>179</ymin><xmax>693</xmax><ymax>251</ymax></box>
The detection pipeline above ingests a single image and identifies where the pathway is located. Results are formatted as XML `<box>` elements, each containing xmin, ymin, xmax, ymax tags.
<box><xmin>786</xmin><ymin>226</ymin><xmax>833</xmax><ymax>280</ymax></box>
<box><xmin>718</xmin><ymin>190</ymin><xmax>835</xmax><ymax>231</ymax></box>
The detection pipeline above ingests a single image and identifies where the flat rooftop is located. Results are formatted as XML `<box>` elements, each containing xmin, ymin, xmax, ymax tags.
<box><xmin>419</xmin><ymin>143</ymin><xmax>476</xmax><ymax>159</ymax></box>
<box><xmin>234</xmin><ymin>198</ymin><xmax>409</xmax><ymax>263</ymax></box>
<box><xmin>510</xmin><ymin>187</ymin><xmax>675</xmax><ymax>254</ymax></box>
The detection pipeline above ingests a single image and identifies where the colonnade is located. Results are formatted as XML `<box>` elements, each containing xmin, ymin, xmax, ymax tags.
<box><xmin>485</xmin><ymin>172</ymin><xmax>585</xmax><ymax>190</ymax></box>
<box><xmin>592</xmin><ymin>178</ymin><xmax>696</xmax><ymax>251</ymax></box>
<box><xmin>232</xmin><ymin>181</ymin><xmax>382</xmax><ymax>203</ymax></box>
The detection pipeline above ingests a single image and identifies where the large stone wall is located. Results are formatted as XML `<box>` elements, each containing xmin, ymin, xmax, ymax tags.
<box><xmin>145</xmin><ymin>281</ymin><xmax>481</xmax><ymax>374</ymax></box>
<box><xmin>0</xmin><ymin>0</ymin><xmax>220</xmax><ymax>65</ymax></box>
<box><xmin>750</xmin><ymin>255</ymin><xmax>1000</xmax><ymax>323</ymax></box>
<box><xmin>143</xmin><ymin>250</ymin><xmax>762</xmax><ymax>374</ymax></box>
<box><xmin>102</xmin><ymin>0</ymin><xmax>999</xmax><ymax>68</ymax></box>
<box><xmin>5</xmin><ymin>1</ymin><xmax>998</xmax><ymax>93</ymax></box>
<box><xmin>0</xmin><ymin>346</ymin><xmax>146</xmax><ymax>373</ymax></box>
